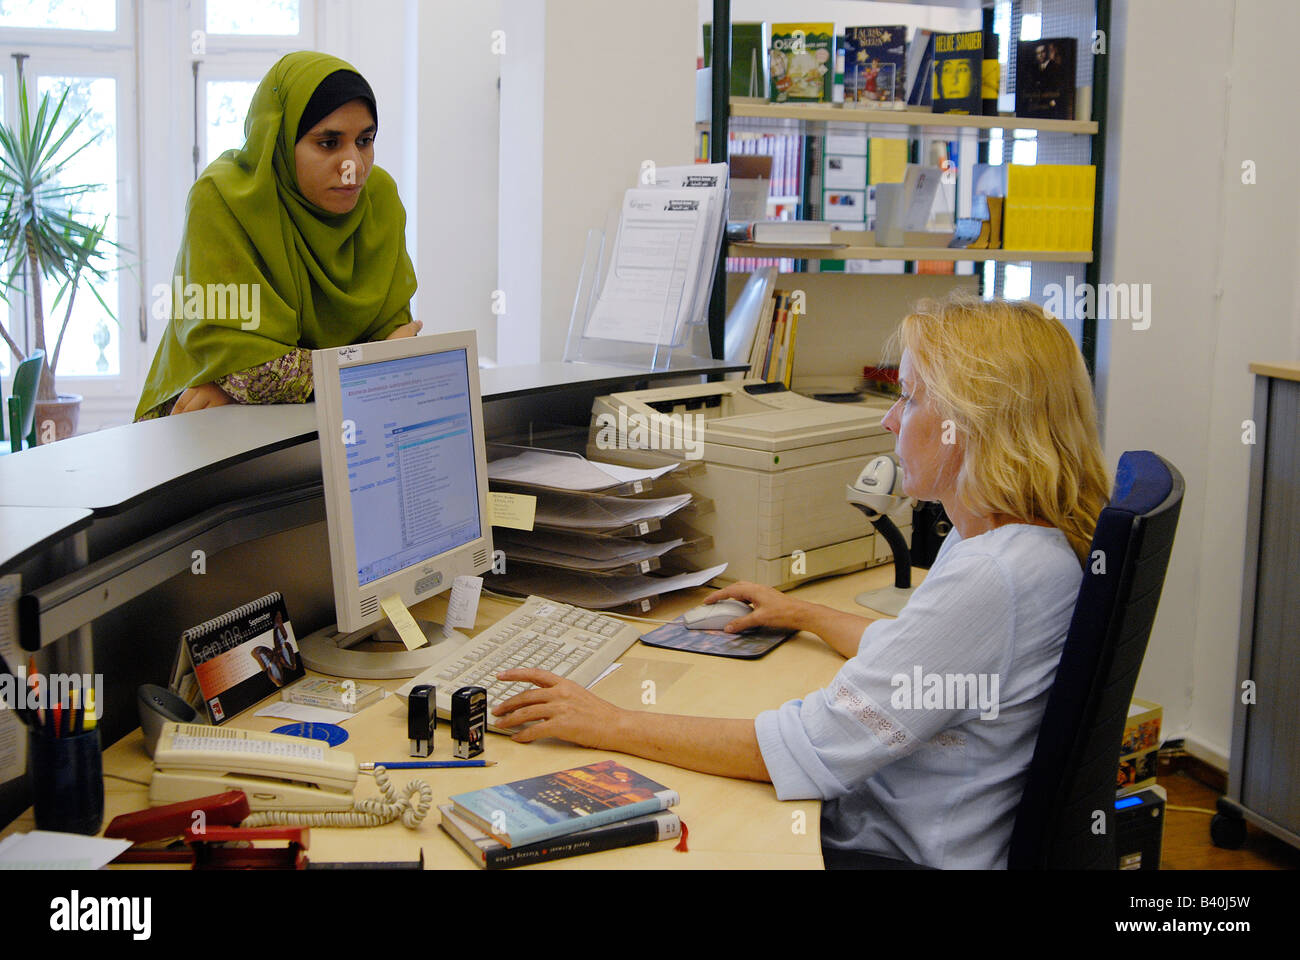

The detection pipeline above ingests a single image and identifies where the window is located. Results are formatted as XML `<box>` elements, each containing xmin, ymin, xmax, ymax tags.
<box><xmin>0</xmin><ymin>2</ymin><xmax>135</xmax><ymax>401</ymax></box>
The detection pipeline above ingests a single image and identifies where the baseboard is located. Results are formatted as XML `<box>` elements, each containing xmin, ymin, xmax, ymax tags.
<box><xmin>1159</xmin><ymin>736</ymin><xmax>1229</xmax><ymax>793</ymax></box>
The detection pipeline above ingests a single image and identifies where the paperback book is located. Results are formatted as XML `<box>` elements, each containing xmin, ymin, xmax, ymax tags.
<box><xmin>843</xmin><ymin>26</ymin><xmax>907</xmax><ymax>106</ymax></box>
<box><xmin>449</xmin><ymin>760</ymin><xmax>679</xmax><ymax>848</ymax></box>
<box><xmin>932</xmin><ymin>30</ymin><xmax>984</xmax><ymax>114</ymax></box>
<box><xmin>1016</xmin><ymin>38</ymin><xmax>1077</xmax><ymax>119</ymax></box>
<box><xmin>769</xmin><ymin>22</ymin><xmax>834</xmax><ymax>102</ymax></box>
<box><xmin>439</xmin><ymin>804</ymin><xmax>681</xmax><ymax>868</ymax></box>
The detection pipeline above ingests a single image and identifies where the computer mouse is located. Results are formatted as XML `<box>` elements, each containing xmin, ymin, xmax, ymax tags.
<box><xmin>682</xmin><ymin>598</ymin><xmax>754</xmax><ymax>631</ymax></box>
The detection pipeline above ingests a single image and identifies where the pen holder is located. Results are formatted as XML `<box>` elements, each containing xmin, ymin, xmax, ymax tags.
<box><xmin>28</xmin><ymin>728</ymin><xmax>104</xmax><ymax>835</ymax></box>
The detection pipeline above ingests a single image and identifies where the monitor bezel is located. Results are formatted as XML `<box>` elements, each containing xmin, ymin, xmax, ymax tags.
<box><xmin>311</xmin><ymin>331</ymin><xmax>493</xmax><ymax>633</ymax></box>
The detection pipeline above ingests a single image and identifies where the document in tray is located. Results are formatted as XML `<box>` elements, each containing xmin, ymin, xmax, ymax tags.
<box><xmin>533</xmin><ymin>492</ymin><xmax>692</xmax><ymax>532</ymax></box>
<box><xmin>495</xmin><ymin>532</ymin><xmax>685</xmax><ymax>572</ymax></box>
<box><xmin>487</xmin><ymin>445</ymin><xmax>677</xmax><ymax>493</ymax></box>
<box><xmin>586</xmin><ymin>189</ymin><xmax>713</xmax><ymax>346</ymax></box>
<box><xmin>489</xmin><ymin>564</ymin><xmax>729</xmax><ymax>610</ymax></box>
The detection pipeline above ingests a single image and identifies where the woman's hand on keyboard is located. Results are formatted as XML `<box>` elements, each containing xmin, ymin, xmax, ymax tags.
<box><xmin>491</xmin><ymin>668</ymin><xmax>625</xmax><ymax>749</ymax></box>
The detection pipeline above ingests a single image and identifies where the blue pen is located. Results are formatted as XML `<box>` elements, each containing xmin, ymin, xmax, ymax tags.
<box><xmin>359</xmin><ymin>760</ymin><xmax>497</xmax><ymax>770</ymax></box>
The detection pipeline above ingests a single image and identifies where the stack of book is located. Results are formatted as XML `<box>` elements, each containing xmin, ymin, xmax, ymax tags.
<box><xmin>1002</xmin><ymin>164</ymin><xmax>1096</xmax><ymax>251</ymax></box>
<box><xmin>440</xmin><ymin>760</ymin><xmax>683</xmax><ymax>869</ymax></box>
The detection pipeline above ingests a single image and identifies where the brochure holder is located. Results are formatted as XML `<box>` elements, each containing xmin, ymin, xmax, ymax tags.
<box><xmin>562</xmin><ymin>205</ymin><xmax>719</xmax><ymax>371</ymax></box>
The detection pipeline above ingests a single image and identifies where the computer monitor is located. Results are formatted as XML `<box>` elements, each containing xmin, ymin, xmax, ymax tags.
<box><xmin>299</xmin><ymin>331</ymin><xmax>494</xmax><ymax>679</ymax></box>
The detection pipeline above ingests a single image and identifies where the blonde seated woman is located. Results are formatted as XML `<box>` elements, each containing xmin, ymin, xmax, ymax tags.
<box><xmin>491</xmin><ymin>294</ymin><xmax>1111</xmax><ymax>869</ymax></box>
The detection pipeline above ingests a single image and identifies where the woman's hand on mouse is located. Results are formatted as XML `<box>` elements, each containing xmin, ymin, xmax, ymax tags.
<box><xmin>491</xmin><ymin>668</ymin><xmax>627</xmax><ymax>748</ymax></box>
<box><xmin>171</xmin><ymin>382</ymin><xmax>234</xmax><ymax>414</ymax></box>
<box><xmin>385</xmin><ymin>320</ymin><xmax>423</xmax><ymax>340</ymax></box>
<box><xmin>701</xmin><ymin>581</ymin><xmax>813</xmax><ymax>633</ymax></box>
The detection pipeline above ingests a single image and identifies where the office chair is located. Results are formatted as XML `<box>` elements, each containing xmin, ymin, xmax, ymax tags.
<box><xmin>1</xmin><ymin>350</ymin><xmax>45</xmax><ymax>454</ymax></box>
<box><xmin>824</xmin><ymin>450</ymin><xmax>1183</xmax><ymax>870</ymax></box>
<box><xmin>1007</xmin><ymin>450</ymin><xmax>1183</xmax><ymax>869</ymax></box>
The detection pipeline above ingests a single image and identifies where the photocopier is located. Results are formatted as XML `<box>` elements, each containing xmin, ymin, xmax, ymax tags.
<box><xmin>586</xmin><ymin>380</ymin><xmax>905</xmax><ymax>589</ymax></box>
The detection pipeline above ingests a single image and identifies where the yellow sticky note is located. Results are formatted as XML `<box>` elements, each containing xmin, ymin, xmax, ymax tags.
<box><xmin>380</xmin><ymin>594</ymin><xmax>428</xmax><ymax>651</ymax></box>
<box><xmin>488</xmin><ymin>492</ymin><xmax>537</xmax><ymax>531</ymax></box>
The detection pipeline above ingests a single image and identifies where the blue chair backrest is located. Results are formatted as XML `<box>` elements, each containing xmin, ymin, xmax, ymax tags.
<box><xmin>1008</xmin><ymin>450</ymin><xmax>1184</xmax><ymax>869</ymax></box>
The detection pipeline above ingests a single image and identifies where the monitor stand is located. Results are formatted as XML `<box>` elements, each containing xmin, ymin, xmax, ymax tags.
<box><xmin>298</xmin><ymin>618</ymin><xmax>470</xmax><ymax>679</ymax></box>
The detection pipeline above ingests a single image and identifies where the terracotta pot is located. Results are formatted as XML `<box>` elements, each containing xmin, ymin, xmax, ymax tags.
<box><xmin>32</xmin><ymin>394</ymin><xmax>82</xmax><ymax>444</ymax></box>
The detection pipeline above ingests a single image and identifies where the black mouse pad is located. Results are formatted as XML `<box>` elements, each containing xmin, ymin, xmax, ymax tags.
<box><xmin>638</xmin><ymin>618</ymin><xmax>796</xmax><ymax>659</ymax></box>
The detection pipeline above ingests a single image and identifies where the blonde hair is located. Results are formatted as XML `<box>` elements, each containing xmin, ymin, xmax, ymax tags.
<box><xmin>884</xmin><ymin>293</ymin><xmax>1110</xmax><ymax>565</ymax></box>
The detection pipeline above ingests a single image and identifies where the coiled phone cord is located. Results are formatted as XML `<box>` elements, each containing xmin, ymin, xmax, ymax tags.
<box><xmin>241</xmin><ymin>765</ymin><xmax>432</xmax><ymax>829</ymax></box>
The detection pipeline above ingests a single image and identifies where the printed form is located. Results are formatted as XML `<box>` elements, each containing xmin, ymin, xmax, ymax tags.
<box><xmin>586</xmin><ymin>189</ymin><xmax>713</xmax><ymax>346</ymax></box>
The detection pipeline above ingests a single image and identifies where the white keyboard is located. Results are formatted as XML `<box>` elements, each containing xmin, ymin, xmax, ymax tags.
<box><xmin>395</xmin><ymin>596</ymin><xmax>642</xmax><ymax>733</ymax></box>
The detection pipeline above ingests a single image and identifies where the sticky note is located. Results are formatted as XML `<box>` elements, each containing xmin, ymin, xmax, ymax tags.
<box><xmin>488</xmin><ymin>492</ymin><xmax>536</xmax><ymax>530</ymax></box>
<box><xmin>380</xmin><ymin>594</ymin><xmax>428</xmax><ymax>651</ymax></box>
<box><xmin>445</xmin><ymin>576</ymin><xmax>484</xmax><ymax>630</ymax></box>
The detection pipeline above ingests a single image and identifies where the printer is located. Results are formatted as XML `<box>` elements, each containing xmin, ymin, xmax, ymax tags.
<box><xmin>586</xmin><ymin>380</ymin><xmax>903</xmax><ymax>589</ymax></box>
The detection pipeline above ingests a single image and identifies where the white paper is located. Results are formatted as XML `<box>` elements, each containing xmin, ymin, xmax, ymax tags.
<box><xmin>487</xmin><ymin>446</ymin><xmax>675</xmax><ymax>492</ymax></box>
<box><xmin>0</xmin><ymin>831</ymin><xmax>132</xmax><ymax>870</ymax></box>
<box><xmin>533</xmin><ymin>492</ymin><xmax>692</xmax><ymax>531</ymax></box>
<box><xmin>445</xmin><ymin>575</ymin><xmax>483</xmax><ymax>630</ymax></box>
<box><xmin>0</xmin><ymin>575</ymin><xmax>26</xmax><ymax>786</ymax></box>
<box><xmin>254</xmin><ymin>701</ymin><xmax>361</xmax><ymax>725</ymax></box>
<box><xmin>492</xmin><ymin>563</ymin><xmax>728</xmax><ymax>610</ymax></box>
<box><xmin>647</xmin><ymin>163</ymin><xmax>729</xmax><ymax>337</ymax></box>
<box><xmin>588</xmin><ymin>663</ymin><xmax>622</xmax><ymax>688</ymax></box>
<box><xmin>586</xmin><ymin>188</ymin><xmax>713</xmax><ymax>346</ymax></box>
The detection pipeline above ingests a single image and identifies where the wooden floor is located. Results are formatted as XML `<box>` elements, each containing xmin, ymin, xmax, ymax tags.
<box><xmin>1159</xmin><ymin>770</ymin><xmax>1300</xmax><ymax>870</ymax></box>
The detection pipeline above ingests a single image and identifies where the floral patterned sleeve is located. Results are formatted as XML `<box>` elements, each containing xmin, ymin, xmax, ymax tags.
<box><xmin>216</xmin><ymin>348</ymin><xmax>314</xmax><ymax>404</ymax></box>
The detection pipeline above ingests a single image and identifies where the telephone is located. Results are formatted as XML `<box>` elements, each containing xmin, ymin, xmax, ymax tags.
<box><xmin>148</xmin><ymin>722</ymin><xmax>432</xmax><ymax>828</ymax></box>
<box><xmin>150</xmin><ymin>722</ymin><xmax>357</xmax><ymax>811</ymax></box>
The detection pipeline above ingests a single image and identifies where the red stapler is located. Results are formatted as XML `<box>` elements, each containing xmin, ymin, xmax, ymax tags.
<box><xmin>105</xmin><ymin>790</ymin><xmax>250</xmax><ymax>864</ymax></box>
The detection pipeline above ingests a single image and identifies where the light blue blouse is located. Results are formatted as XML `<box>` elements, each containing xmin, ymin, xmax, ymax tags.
<box><xmin>754</xmin><ymin>523</ymin><xmax>1083</xmax><ymax>868</ymax></box>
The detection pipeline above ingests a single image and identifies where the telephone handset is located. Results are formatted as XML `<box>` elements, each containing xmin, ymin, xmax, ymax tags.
<box><xmin>150</xmin><ymin>722</ymin><xmax>357</xmax><ymax>811</ymax></box>
<box><xmin>148</xmin><ymin>722</ymin><xmax>433</xmax><ymax>829</ymax></box>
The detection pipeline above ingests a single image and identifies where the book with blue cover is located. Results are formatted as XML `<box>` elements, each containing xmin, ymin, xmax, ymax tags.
<box><xmin>449</xmin><ymin>760</ymin><xmax>679</xmax><ymax>848</ymax></box>
<box><xmin>843</xmin><ymin>26</ymin><xmax>907</xmax><ymax>105</ymax></box>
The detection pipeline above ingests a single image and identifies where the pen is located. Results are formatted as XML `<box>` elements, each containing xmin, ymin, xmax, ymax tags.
<box><xmin>359</xmin><ymin>760</ymin><xmax>497</xmax><ymax>771</ymax></box>
<box><xmin>84</xmin><ymin>689</ymin><xmax>97</xmax><ymax>730</ymax></box>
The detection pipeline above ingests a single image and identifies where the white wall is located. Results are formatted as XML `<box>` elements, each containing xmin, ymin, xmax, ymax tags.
<box><xmin>701</xmin><ymin>0</ymin><xmax>979</xmax><ymax>56</ymax></box>
<box><xmin>1098</xmin><ymin>0</ymin><xmax>1300</xmax><ymax>767</ymax></box>
<box><xmin>499</xmin><ymin>0</ymin><xmax>698</xmax><ymax>364</ymax></box>
<box><xmin>412</xmin><ymin>0</ymin><xmax>501</xmax><ymax>358</ymax></box>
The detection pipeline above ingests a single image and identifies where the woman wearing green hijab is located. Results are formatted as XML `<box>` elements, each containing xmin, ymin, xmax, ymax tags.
<box><xmin>135</xmin><ymin>51</ymin><xmax>419</xmax><ymax>421</ymax></box>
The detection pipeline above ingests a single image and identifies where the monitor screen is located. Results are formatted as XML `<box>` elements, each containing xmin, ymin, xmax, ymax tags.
<box><xmin>339</xmin><ymin>350</ymin><xmax>482</xmax><ymax>586</ymax></box>
<box><xmin>311</xmin><ymin>331</ymin><xmax>493</xmax><ymax>637</ymax></box>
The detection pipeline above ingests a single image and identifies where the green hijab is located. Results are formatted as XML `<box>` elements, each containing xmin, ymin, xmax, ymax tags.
<box><xmin>135</xmin><ymin>51</ymin><xmax>416</xmax><ymax>420</ymax></box>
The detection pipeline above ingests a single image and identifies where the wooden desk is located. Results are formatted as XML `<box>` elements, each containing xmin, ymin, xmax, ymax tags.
<box><xmin>5</xmin><ymin>562</ymin><xmax>921</xmax><ymax>869</ymax></box>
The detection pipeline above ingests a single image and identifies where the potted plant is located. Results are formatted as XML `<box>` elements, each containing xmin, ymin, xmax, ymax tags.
<box><xmin>0</xmin><ymin>74</ymin><xmax>118</xmax><ymax>442</ymax></box>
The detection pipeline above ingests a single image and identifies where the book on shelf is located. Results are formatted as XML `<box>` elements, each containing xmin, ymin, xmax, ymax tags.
<box><xmin>448</xmin><ymin>759</ymin><xmax>679</xmax><ymax>849</ymax></box>
<box><xmin>906</xmin><ymin>28</ymin><xmax>935</xmax><ymax>106</ymax></box>
<box><xmin>1003</xmin><ymin>164</ymin><xmax>1095</xmax><ymax>251</ymax></box>
<box><xmin>726</xmin><ymin>219</ymin><xmax>838</xmax><ymax>245</ymax></box>
<box><xmin>769</xmin><ymin>22</ymin><xmax>834</xmax><ymax>103</ymax></box>
<box><xmin>703</xmin><ymin>21</ymin><xmax>769</xmax><ymax>98</ymax></box>
<box><xmin>1016</xmin><ymin>38</ymin><xmax>1077</xmax><ymax>119</ymax></box>
<box><xmin>931</xmin><ymin>30</ymin><xmax>984</xmax><ymax>115</ymax></box>
<box><xmin>843</xmin><ymin>25</ymin><xmax>908</xmax><ymax>106</ymax></box>
<box><xmin>439</xmin><ymin>804</ymin><xmax>681</xmax><ymax>869</ymax></box>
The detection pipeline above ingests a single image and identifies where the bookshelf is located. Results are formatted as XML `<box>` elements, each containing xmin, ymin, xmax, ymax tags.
<box><xmin>726</xmin><ymin>100</ymin><xmax>1099</xmax><ymax>136</ymax></box>
<box><xmin>729</xmin><ymin>231</ymin><xmax>1093</xmax><ymax>264</ymax></box>
<box><xmin>703</xmin><ymin>0</ymin><xmax>1112</xmax><ymax>378</ymax></box>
